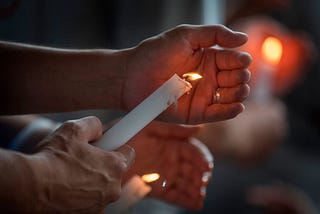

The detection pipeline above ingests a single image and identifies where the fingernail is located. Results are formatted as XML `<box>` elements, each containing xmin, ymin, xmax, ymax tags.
<box><xmin>234</xmin><ymin>31</ymin><xmax>248</xmax><ymax>37</ymax></box>
<box><xmin>117</xmin><ymin>145</ymin><xmax>136</xmax><ymax>168</ymax></box>
<box><xmin>238</xmin><ymin>52</ymin><xmax>252</xmax><ymax>66</ymax></box>
<box><xmin>202</xmin><ymin>171</ymin><xmax>212</xmax><ymax>184</ymax></box>
<box><xmin>241</xmin><ymin>103</ymin><xmax>246</xmax><ymax>111</ymax></box>
<box><xmin>200</xmin><ymin>186</ymin><xmax>207</xmax><ymax>197</ymax></box>
<box><xmin>208</xmin><ymin>161</ymin><xmax>214</xmax><ymax>169</ymax></box>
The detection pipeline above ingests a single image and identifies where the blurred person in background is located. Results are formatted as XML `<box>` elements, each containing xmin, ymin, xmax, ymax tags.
<box><xmin>184</xmin><ymin>0</ymin><xmax>320</xmax><ymax>213</ymax></box>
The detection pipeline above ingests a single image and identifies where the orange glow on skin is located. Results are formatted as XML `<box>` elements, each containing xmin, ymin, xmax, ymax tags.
<box><xmin>261</xmin><ymin>37</ymin><xmax>283</xmax><ymax>65</ymax></box>
<box><xmin>141</xmin><ymin>173</ymin><xmax>160</xmax><ymax>183</ymax></box>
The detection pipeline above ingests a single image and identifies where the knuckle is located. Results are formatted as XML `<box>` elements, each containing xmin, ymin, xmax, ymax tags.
<box><xmin>237</xmin><ymin>69</ymin><xmax>251</xmax><ymax>83</ymax></box>
<box><xmin>45</xmin><ymin>133</ymin><xmax>73</xmax><ymax>153</ymax></box>
<box><xmin>89</xmin><ymin>116</ymin><xmax>103</xmax><ymax>134</ymax></box>
<box><xmin>103</xmin><ymin>152</ymin><xmax>128</xmax><ymax>175</ymax></box>
<box><xmin>173</xmin><ymin>24</ymin><xmax>192</xmax><ymax>34</ymax></box>
<box><xmin>175</xmin><ymin>24</ymin><xmax>190</xmax><ymax>30</ymax></box>
<box><xmin>89</xmin><ymin>116</ymin><xmax>102</xmax><ymax>127</ymax></box>
<box><xmin>214</xmin><ymin>24</ymin><xmax>227</xmax><ymax>32</ymax></box>
<box><xmin>60</xmin><ymin>120</ymin><xmax>82</xmax><ymax>138</ymax></box>
<box><xmin>114</xmin><ymin>157</ymin><xmax>128</xmax><ymax>174</ymax></box>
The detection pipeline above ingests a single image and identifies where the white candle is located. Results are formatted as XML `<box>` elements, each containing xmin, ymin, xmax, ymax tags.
<box><xmin>253</xmin><ymin>36</ymin><xmax>283</xmax><ymax>102</ymax></box>
<box><xmin>104</xmin><ymin>174</ymin><xmax>159</xmax><ymax>214</ymax></box>
<box><xmin>94</xmin><ymin>74</ymin><xmax>193</xmax><ymax>150</ymax></box>
<box><xmin>253</xmin><ymin>61</ymin><xmax>273</xmax><ymax>102</ymax></box>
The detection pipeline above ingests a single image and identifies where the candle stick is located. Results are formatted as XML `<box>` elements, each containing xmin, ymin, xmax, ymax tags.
<box><xmin>104</xmin><ymin>173</ymin><xmax>159</xmax><ymax>214</ymax></box>
<box><xmin>254</xmin><ymin>59</ymin><xmax>273</xmax><ymax>102</ymax></box>
<box><xmin>94</xmin><ymin>73</ymin><xmax>201</xmax><ymax>150</ymax></box>
<box><xmin>253</xmin><ymin>36</ymin><xmax>283</xmax><ymax>102</ymax></box>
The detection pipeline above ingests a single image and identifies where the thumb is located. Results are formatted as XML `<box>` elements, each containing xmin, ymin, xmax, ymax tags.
<box><xmin>183</xmin><ymin>25</ymin><xmax>248</xmax><ymax>49</ymax></box>
<box><xmin>115</xmin><ymin>145</ymin><xmax>135</xmax><ymax>169</ymax></box>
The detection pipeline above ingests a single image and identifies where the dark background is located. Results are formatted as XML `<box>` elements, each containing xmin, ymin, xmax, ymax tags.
<box><xmin>1</xmin><ymin>0</ymin><xmax>320</xmax><ymax>213</ymax></box>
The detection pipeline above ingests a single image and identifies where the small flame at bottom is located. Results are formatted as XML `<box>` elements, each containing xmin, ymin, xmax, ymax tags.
<box><xmin>141</xmin><ymin>173</ymin><xmax>160</xmax><ymax>183</ymax></box>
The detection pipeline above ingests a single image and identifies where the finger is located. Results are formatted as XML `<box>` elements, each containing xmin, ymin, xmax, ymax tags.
<box><xmin>57</xmin><ymin>116</ymin><xmax>103</xmax><ymax>143</ymax></box>
<box><xmin>181</xmin><ymin>24</ymin><xmax>248</xmax><ymax>49</ymax></box>
<box><xmin>180</xmin><ymin>141</ymin><xmax>213</xmax><ymax>172</ymax></box>
<box><xmin>217</xmin><ymin>69</ymin><xmax>251</xmax><ymax>87</ymax></box>
<box><xmin>115</xmin><ymin>145</ymin><xmax>136</xmax><ymax>169</ymax></box>
<box><xmin>146</xmin><ymin>121</ymin><xmax>203</xmax><ymax>139</ymax></box>
<box><xmin>213</xmin><ymin>84</ymin><xmax>250</xmax><ymax>104</ymax></box>
<box><xmin>215</xmin><ymin>50</ymin><xmax>252</xmax><ymax>70</ymax></box>
<box><xmin>189</xmin><ymin>137</ymin><xmax>214</xmax><ymax>167</ymax></box>
<box><xmin>204</xmin><ymin>103</ymin><xmax>245</xmax><ymax>122</ymax></box>
<box><xmin>179</xmin><ymin>162</ymin><xmax>212</xmax><ymax>187</ymax></box>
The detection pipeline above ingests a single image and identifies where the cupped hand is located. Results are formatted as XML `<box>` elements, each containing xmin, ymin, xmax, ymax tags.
<box><xmin>247</xmin><ymin>184</ymin><xmax>319</xmax><ymax>214</ymax></box>
<box><xmin>30</xmin><ymin>116</ymin><xmax>135</xmax><ymax>213</ymax></box>
<box><xmin>124</xmin><ymin>121</ymin><xmax>213</xmax><ymax>210</ymax></box>
<box><xmin>123</xmin><ymin>24</ymin><xmax>251</xmax><ymax>124</ymax></box>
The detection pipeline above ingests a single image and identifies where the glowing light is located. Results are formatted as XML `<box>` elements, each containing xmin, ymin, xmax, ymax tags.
<box><xmin>182</xmin><ymin>72</ymin><xmax>203</xmax><ymax>81</ymax></box>
<box><xmin>261</xmin><ymin>37</ymin><xmax>283</xmax><ymax>65</ymax></box>
<box><xmin>141</xmin><ymin>173</ymin><xmax>160</xmax><ymax>183</ymax></box>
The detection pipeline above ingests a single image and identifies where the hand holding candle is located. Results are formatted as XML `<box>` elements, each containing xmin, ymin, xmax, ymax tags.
<box><xmin>104</xmin><ymin>173</ymin><xmax>159</xmax><ymax>214</ymax></box>
<box><xmin>122</xmin><ymin>121</ymin><xmax>213</xmax><ymax>210</ymax></box>
<box><xmin>121</xmin><ymin>24</ymin><xmax>251</xmax><ymax>124</ymax></box>
<box><xmin>94</xmin><ymin>73</ymin><xmax>196</xmax><ymax>150</ymax></box>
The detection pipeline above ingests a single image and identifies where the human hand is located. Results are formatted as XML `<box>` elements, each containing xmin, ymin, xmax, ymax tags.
<box><xmin>197</xmin><ymin>99</ymin><xmax>288</xmax><ymax>166</ymax></box>
<box><xmin>123</xmin><ymin>121</ymin><xmax>213</xmax><ymax>210</ymax></box>
<box><xmin>28</xmin><ymin>116</ymin><xmax>135</xmax><ymax>213</ymax></box>
<box><xmin>247</xmin><ymin>184</ymin><xmax>319</xmax><ymax>214</ymax></box>
<box><xmin>122</xmin><ymin>24</ymin><xmax>251</xmax><ymax>124</ymax></box>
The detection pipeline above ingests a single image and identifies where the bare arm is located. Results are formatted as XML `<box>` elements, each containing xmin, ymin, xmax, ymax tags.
<box><xmin>0</xmin><ymin>41</ymin><xmax>129</xmax><ymax>115</ymax></box>
<box><xmin>0</xmin><ymin>149</ymin><xmax>38</xmax><ymax>212</ymax></box>
<box><xmin>0</xmin><ymin>117</ymin><xmax>135</xmax><ymax>213</ymax></box>
<box><xmin>0</xmin><ymin>25</ymin><xmax>251</xmax><ymax>124</ymax></box>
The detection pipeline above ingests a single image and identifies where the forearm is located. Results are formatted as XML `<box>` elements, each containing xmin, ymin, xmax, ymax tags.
<box><xmin>0</xmin><ymin>149</ymin><xmax>39</xmax><ymax>213</ymax></box>
<box><xmin>0</xmin><ymin>41</ymin><xmax>130</xmax><ymax>115</ymax></box>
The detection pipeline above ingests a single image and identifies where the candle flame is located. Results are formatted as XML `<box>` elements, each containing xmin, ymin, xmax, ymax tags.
<box><xmin>182</xmin><ymin>72</ymin><xmax>203</xmax><ymax>81</ymax></box>
<box><xmin>141</xmin><ymin>173</ymin><xmax>160</xmax><ymax>183</ymax></box>
<box><xmin>261</xmin><ymin>37</ymin><xmax>283</xmax><ymax>65</ymax></box>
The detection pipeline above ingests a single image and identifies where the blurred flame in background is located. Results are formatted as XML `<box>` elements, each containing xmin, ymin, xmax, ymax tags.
<box><xmin>261</xmin><ymin>36</ymin><xmax>283</xmax><ymax>66</ymax></box>
<box><xmin>233</xmin><ymin>16</ymin><xmax>315</xmax><ymax>96</ymax></box>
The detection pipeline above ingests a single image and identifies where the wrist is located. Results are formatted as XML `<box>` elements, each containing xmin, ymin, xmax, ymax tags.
<box><xmin>0</xmin><ymin>150</ymin><xmax>40</xmax><ymax>213</ymax></box>
<box><xmin>67</xmin><ymin>48</ymin><xmax>133</xmax><ymax>110</ymax></box>
<box><xmin>91</xmin><ymin>48</ymin><xmax>132</xmax><ymax>110</ymax></box>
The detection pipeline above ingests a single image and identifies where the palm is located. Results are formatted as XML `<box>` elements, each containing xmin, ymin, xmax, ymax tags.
<box><xmin>125</xmin><ymin>121</ymin><xmax>213</xmax><ymax>210</ymax></box>
<box><xmin>123</xmin><ymin>25</ymin><xmax>251</xmax><ymax>124</ymax></box>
